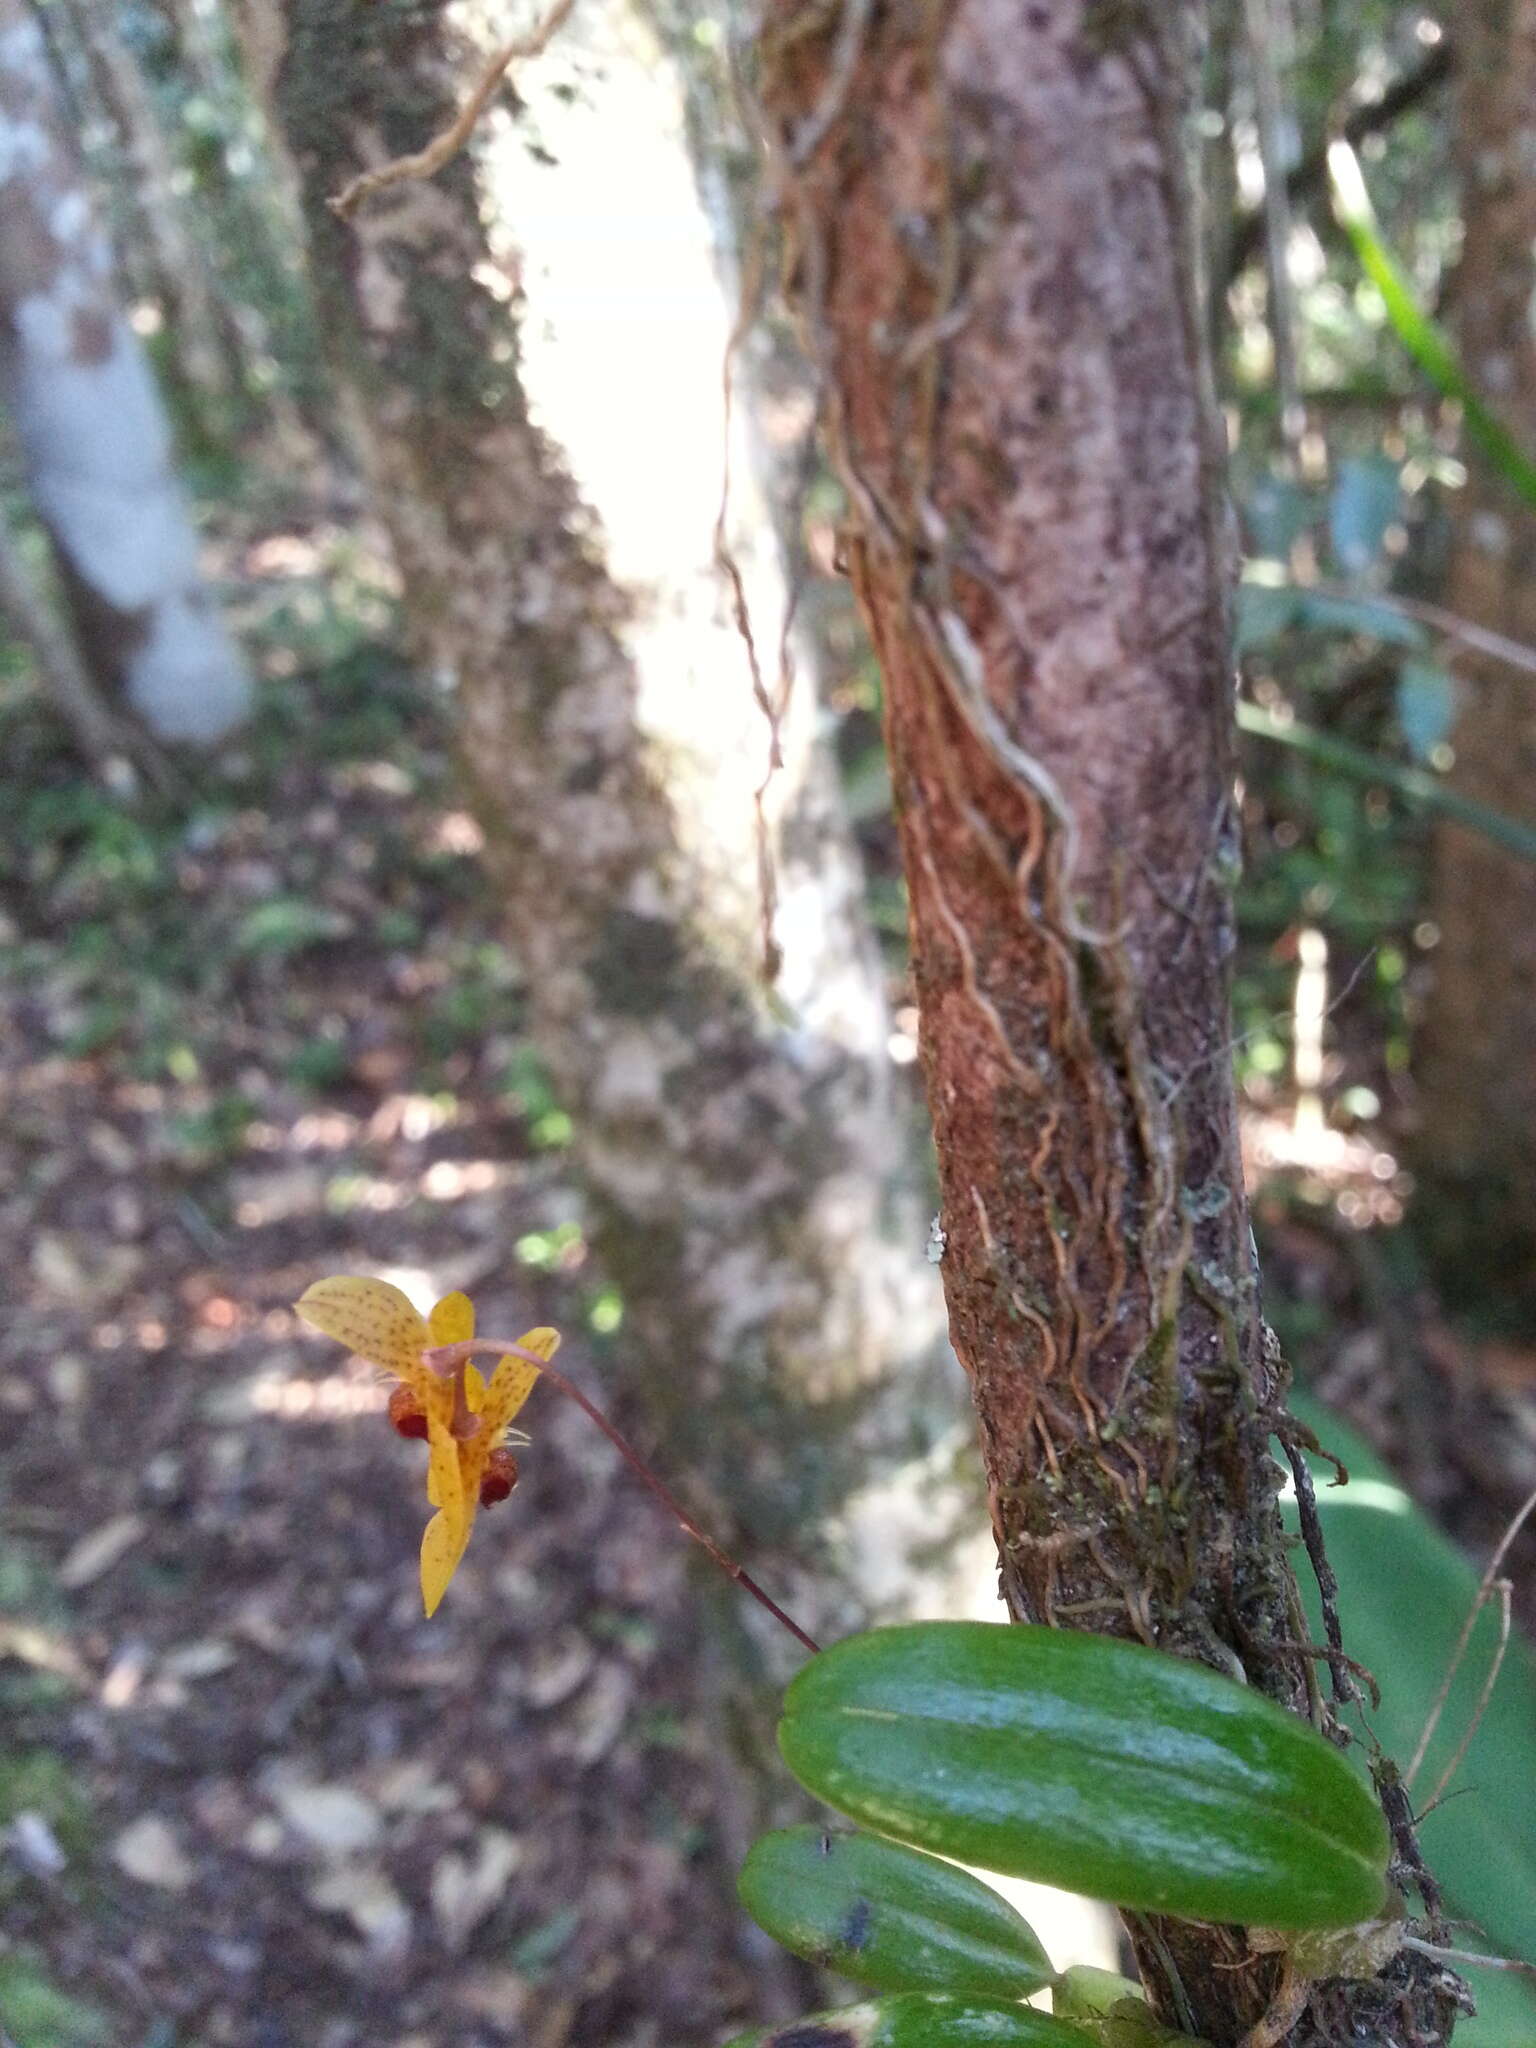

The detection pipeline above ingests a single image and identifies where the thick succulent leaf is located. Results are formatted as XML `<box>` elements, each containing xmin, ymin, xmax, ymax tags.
<box><xmin>721</xmin><ymin>1993</ymin><xmax>1098</xmax><ymax>2048</ymax></box>
<box><xmin>738</xmin><ymin>1825</ymin><xmax>1053</xmax><ymax>1998</ymax></box>
<box><xmin>778</xmin><ymin>1622</ymin><xmax>1389</xmax><ymax>1930</ymax></box>
<box><xmin>1051</xmin><ymin>1967</ymin><xmax>1146</xmax><ymax>2023</ymax></box>
<box><xmin>1053</xmin><ymin>1971</ymin><xmax>1208</xmax><ymax>2048</ymax></box>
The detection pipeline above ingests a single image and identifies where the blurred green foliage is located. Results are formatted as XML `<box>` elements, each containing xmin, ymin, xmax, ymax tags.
<box><xmin>1287</xmin><ymin>1392</ymin><xmax>1536</xmax><ymax>2041</ymax></box>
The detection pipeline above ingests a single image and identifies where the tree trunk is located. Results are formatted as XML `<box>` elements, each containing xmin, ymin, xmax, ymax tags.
<box><xmin>156</xmin><ymin>0</ymin><xmax>231</xmax><ymax>111</ymax></box>
<box><xmin>0</xmin><ymin>0</ymin><xmax>251</xmax><ymax>741</ymax></box>
<box><xmin>68</xmin><ymin>0</ymin><xmax>238</xmax><ymax>413</ymax></box>
<box><xmin>0</xmin><ymin>514</ymin><xmax>138</xmax><ymax>774</ymax></box>
<box><xmin>758</xmin><ymin>3</ymin><xmax>1456</xmax><ymax>2041</ymax></box>
<box><xmin>1412</xmin><ymin>0</ymin><xmax>1536</xmax><ymax>1338</ymax></box>
<box><xmin>251</xmin><ymin>0</ymin><xmax>970</xmax><ymax>1625</ymax></box>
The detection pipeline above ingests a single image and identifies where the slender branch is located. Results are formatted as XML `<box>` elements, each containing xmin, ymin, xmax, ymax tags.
<box><xmin>1282</xmin><ymin>1438</ymin><xmax>1360</xmax><ymax>1710</ymax></box>
<box><xmin>424</xmin><ymin>1336</ymin><xmax>822</xmax><ymax>1656</ymax></box>
<box><xmin>1302</xmin><ymin>579</ymin><xmax>1536</xmax><ymax>684</ymax></box>
<box><xmin>328</xmin><ymin>0</ymin><xmax>578</xmax><ymax>220</ymax></box>
<box><xmin>1403</xmin><ymin>1937</ymin><xmax>1536</xmax><ymax>1980</ymax></box>
<box><xmin>1419</xmin><ymin>1580</ymin><xmax>1511</xmax><ymax>1819</ymax></box>
<box><xmin>1226</xmin><ymin>40</ymin><xmax>1454</xmax><ymax>281</ymax></box>
<box><xmin>1238</xmin><ymin>701</ymin><xmax>1536</xmax><ymax>865</ymax></box>
<box><xmin>1241</xmin><ymin>0</ymin><xmax>1301</xmax><ymax>439</ymax></box>
<box><xmin>1407</xmin><ymin>1479</ymin><xmax>1536</xmax><ymax>1788</ymax></box>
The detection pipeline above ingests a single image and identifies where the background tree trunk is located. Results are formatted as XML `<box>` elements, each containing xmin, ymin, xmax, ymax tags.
<box><xmin>0</xmin><ymin>0</ymin><xmax>251</xmax><ymax>741</ymax></box>
<box><xmin>758</xmin><ymin>2</ymin><xmax>1456</xmax><ymax>2041</ymax></box>
<box><xmin>67</xmin><ymin>0</ymin><xmax>238</xmax><ymax>414</ymax></box>
<box><xmin>1412</xmin><ymin>0</ymin><xmax>1536</xmax><ymax>1339</ymax></box>
<box><xmin>251</xmin><ymin>0</ymin><xmax>974</xmax><ymax>1636</ymax></box>
<box><xmin>0</xmin><ymin>515</ymin><xmax>136</xmax><ymax>772</ymax></box>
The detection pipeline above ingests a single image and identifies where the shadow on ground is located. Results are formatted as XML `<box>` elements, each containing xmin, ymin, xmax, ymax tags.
<box><xmin>0</xmin><ymin>543</ymin><xmax>766</xmax><ymax>2047</ymax></box>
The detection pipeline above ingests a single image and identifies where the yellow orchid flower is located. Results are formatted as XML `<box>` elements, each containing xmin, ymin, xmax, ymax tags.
<box><xmin>295</xmin><ymin>1276</ymin><xmax>559</xmax><ymax>1616</ymax></box>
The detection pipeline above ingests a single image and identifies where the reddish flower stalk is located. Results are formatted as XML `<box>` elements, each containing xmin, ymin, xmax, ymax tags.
<box><xmin>425</xmin><ymin>1337</ymin><xmax>821</xmax><ymax>1656</ymax></box>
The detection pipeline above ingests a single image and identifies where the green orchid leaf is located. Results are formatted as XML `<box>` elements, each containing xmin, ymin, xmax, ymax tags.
<box><xmin>1052</xmin><ymin>1969</ymin><xmax>1210</xmax><ymax>2047</ymax></box>
<box><xmin>721</xmin><ymin>1992</ymin><xmax>1098</xmax><ymax>2048</ymax></box>
<box><xmin>1051</xmin><ymin>1967</ymin><xmax>1146</xmax><ymax>2024</ymax></box>
<box><xmin>777</xmin><ymin>1622</ymin><xmax>1390</xmax><ymax>1930</ymax></box>
<box><xmin>738</xmin><ymin>1825</ymin><xmax>1054</xmax><ymax>2000</ymax></box>
<box><xmin>1284</xmin><ymin>1390</ymin><xmax>1536</xmax><ymax>2043</ymax></box>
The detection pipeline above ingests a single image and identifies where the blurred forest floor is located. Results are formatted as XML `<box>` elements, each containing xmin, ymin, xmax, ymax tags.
<box><xmin>0</xmin><ymin>504</ymin><xmax>770</xmax><ymax>2048</ymax></box>
<box><xmin>4</xmin><ymin>484</ymin><xmax>1536</xmax><ymax>2047</ymax></box>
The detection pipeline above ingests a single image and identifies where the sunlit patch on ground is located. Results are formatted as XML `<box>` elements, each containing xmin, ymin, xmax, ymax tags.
<box><xmin>0</xmin><ymin>648</ymin><xmax>747</xmax><ymax>2046</ymax></box>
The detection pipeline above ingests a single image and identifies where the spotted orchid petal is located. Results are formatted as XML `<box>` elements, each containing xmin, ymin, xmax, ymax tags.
<box><xmin>427</xmin><ymin>1291</ymin><xmax>475</xmax><ymax>1348</ymax></box>
<box><xmin>295</xmin><ymin>1277</ymin><xmax>438</xmax><ymax>1408</ymax></box>
<box><xmin>421</xmin><ymin>1411</ymin><xmax>471</xmax><ymax>1617</ymax></box>
<box><xmin>482</xmin><ymin>1327</ymin><xmax>560</xmax><ymax>1439</ymax></box>
<box><xmin>455</xmin><ymin>1328</ymin><xmax>556</xmax><ymax>1507</ymax></box>
<box><xmin>297</xmin><ymin>1277</ymin><xmax>560</xmax><ymax>1618</ymax></box>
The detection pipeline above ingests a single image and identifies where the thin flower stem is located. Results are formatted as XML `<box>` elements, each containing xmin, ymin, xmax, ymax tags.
<box><xmin>425</xmin><ymin>1337</ymin><xmax>821</xmax><ymax>1657</ymax></box>
<box><xmin>1407</xmin><ymin>1479</ymin><xmax>1536</xmax><ymax>1788</ymax></box>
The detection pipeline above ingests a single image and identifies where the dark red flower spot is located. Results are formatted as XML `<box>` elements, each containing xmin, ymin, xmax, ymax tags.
<box><xmin>479</xmin><ymin>1449</ymin><xmax>518</xmax><ymax>1506</ymax></box>
<box><xmin>388</xmin><ymin>1385</ymin><xmax>429</xmax><ymax>1440</ymax></box>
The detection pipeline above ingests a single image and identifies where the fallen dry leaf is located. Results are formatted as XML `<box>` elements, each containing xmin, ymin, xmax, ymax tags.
<box><xmin>59</xmin><ymin>1513</ymin><xmax>147</xmax><ymax>1590</ymax></box>
<box><xmin>267</xmin><ymin>1775</ymin><xmax>382</xmax><ymax>1858</ymax></box>
<box><xmin>159</xmin><ymin>1639</ymin><xmax>238</xmax><ymax>1682</ymax></box>
<box><xmin>431</xmin><ymin>1827</ymin><xmax>523</xmax><ymax>1951</ymax></box>
<box><xmin>308</xmin><ymin>1861</ymin><xmax>411</xmax><ymax>1958</ymax></box>
<box><xmin>0</xmin><ymin>1617</ymin><xmax>91</xmax><ymax>1686</ymax></box>
<box><xmin>7</xmin><ymin>1811</ymin><xmax>66</xmax><ymax>1877</ymax></box>
<box><xmin>31</xmin><ymin>1230</ymin><xmax>142</xmax><ymax>1306</ymax></box>
<box><xmin>113</xmin><ymin>1815</ymin><xmax>194</xmax><ymax>1892</ymax></box>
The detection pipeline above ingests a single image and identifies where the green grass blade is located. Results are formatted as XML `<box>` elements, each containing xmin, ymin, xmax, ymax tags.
<box><xmin>1327</xmin><ymin>141</ymin><xmax>1536</xmax><ymax>508</ymax></box>
<box><xmin>1237</xmin><ymin>700</ymin><xmax>1536</xmax><ymax>864</ymax></box>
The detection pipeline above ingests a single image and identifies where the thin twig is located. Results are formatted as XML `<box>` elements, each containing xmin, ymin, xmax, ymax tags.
<box><xmin>1293</xmin><ymin>576</ymin><xmax>1536</xmax><ymax>683</ymax></box>
<box><xmin>329</xmin><ymin>0</ymin><xmax>578</xmax><ymax>220</ymax></box>
<box><xmin>1241</xmin><ymin>0</ymin><xmax>1302</xmax><ymax>442</ymax></box>
<box><xmin>1226</xmin><ymin>41</ymin><xmax>1454</xmax><ymax>281</ymax></box>
<box><xmin>1407</xmin><ymin>1479</ymin><xmax>1536</xmax><ymax>1787</ymax></box>
<box><xmin>1283</xmin><ymin>1438</ymin><xmax>1360</xmax><ymax>1710</ymax></box>
<box><xmin>1403</xmin><ymin>1936</ymin><xmax>1536</xmax><ymax>1979</ymax></box>
<box><xmin>1419</xmin><ymin>1580</ymin><xmax>1512</xmax><ymax>1820</ymax></box>
<box><xmin>424</xmin><ymin>1336</ymin><xmax>821</xmax><ymax>1655</ymax></box>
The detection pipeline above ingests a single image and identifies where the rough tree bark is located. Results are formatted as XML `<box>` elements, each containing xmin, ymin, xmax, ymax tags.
<box><xmin>250</xmin><ymin>0</ymin><xmax>970</xmax><ymax>1627</ymax></box>
<box><xmin>0</xmin><ymin>0</ymin><xmax>251</xmax><ymax>741</ymax></box>
<box><xmin>758</xmin><ymin>2</ymin><xmax>1458</xmax><ymax>2042</ymax></box>
<box><xmin>1412</xmin><ymin>0</ymin><xmax>1536</xmax><ymax>1338</ymax></box>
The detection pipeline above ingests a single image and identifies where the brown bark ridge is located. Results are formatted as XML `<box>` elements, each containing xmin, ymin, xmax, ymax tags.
<box><xmin>1413</xmin><ymin>0</ymin><xmax>1536</xmax><ymax>1339</ymax></box>
<box><xmin>758</xmin><ymin>2</ymin><xmax>1459</xmax><ymax>2041</ymax></box>
<box><xmin>253</xmin><ymin>0</ymin><xmax>974</xmax><ymax>1635</ymax></box>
